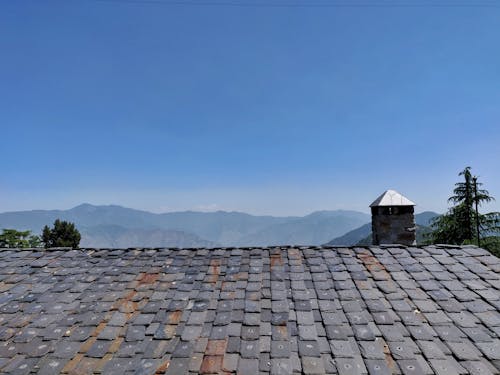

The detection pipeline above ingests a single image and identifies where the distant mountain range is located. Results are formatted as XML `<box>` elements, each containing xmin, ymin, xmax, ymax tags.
<box><xmin>79</xmin><ymin>225</ymin><xmax>217</xmax><ymax>248</ymax></box>
<box><xmin>0</xmin><ymin>204</ymin><xmax>371</xmax><ymax>248</ymax></box>
<box><xmin>325</xmin><ymin>211</ymin><xmax>440</xmax><ymax>246</ymax></box>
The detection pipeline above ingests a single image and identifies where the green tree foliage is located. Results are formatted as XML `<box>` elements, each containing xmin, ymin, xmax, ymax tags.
<box><xmin>479</xmin><ymin>236</ymin><xmax>500</xmax><ymax>257</ymax></box>
<box><xmin>428</xmin><ymin>167</ymin><xmax>500</xmax><ymax>252</ymax></box>
<box><xmin>0</xmin><ymin>229</ymin><xmax>42</xmax><ymax>248</ymax></box>
<box><xmin>28</xmin><ymin>234</ymin><xmax>43</xmax><ymax>248</ymax></box>
<box><xmin>42</xmin><ymin>219</ymin><xmax>81</xmax><ymax>249</ymax></box>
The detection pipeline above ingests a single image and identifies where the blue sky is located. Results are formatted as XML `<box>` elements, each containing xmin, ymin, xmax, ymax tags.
<box><xmin>1</xmin><ymin>0</ymin><xmax>499</xmax><ymax>215</ymax></box>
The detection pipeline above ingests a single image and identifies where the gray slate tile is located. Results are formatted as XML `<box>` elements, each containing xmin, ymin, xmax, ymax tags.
<box><xmin>2</xmin><ymin>245</ymin><xmax>500</xmax><ymax>375</ymax></box>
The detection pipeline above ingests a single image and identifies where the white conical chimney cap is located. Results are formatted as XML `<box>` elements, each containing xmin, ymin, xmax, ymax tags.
<box><xmin>370</xmin><ymin>189</ymin><xmax>415</xmax><ymax>207</ymax></box>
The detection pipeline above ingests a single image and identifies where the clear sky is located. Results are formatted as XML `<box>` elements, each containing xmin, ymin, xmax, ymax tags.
<box><xmin>1</xmin><ymin>0</ymin><xmax>499</xmax><ymax>216</ymax></box>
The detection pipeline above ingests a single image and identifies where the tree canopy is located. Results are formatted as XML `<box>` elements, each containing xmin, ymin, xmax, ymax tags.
<box><xmin>42</xmin><ymin>219</ymin><xmax>81</xmax><ymax>249</ymax></box>
<box><xmin>0</xmin><ymin>229</ymin><xmax>42</xmax><ymax>248</ymax></box>
<box><xmin>428</xmin><ymin>167</ymin><xmax>499</xmax><ymax>254</ymax></box>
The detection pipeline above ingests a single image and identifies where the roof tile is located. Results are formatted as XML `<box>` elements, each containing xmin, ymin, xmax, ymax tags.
<box><xmin>0</xmin><ymin>244</ymin><xmax>499</xmax><ymax>373</ymax></box>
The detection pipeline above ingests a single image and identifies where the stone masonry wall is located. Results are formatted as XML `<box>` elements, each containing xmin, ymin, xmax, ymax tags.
<box><xmin>372</xmin><ymin>212</ymin><xmax>416</xmax><ymax>245</ymax></box>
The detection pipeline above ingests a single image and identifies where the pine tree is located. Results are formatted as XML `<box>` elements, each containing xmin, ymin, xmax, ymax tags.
<box><xmin>42</xmin><ymin>219</ymin><xmax>81</xmax><ymax>249</ymax></box>
<box><xmin>429</xmin><ymin>167</ymin><xmax>499</xmax><ymax>247</ymax></box>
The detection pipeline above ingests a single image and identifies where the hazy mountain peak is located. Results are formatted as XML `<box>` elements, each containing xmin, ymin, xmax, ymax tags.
<box><xmin>71</xmin><ymin>203</ymin><xmax>98</xmax><ymax>211</ymax></box>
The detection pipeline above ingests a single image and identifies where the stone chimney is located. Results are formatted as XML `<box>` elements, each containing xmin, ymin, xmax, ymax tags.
<box><xmin>370</xmin><ymin>190</ymin><xmax>416</xmax><ymax>245</ymax></box>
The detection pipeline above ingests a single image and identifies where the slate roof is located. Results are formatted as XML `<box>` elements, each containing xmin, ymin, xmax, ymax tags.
<box><xmin>1</xmin><ymin>245</ymin><xmax>500</xmax><ymax>375</ymax></box>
